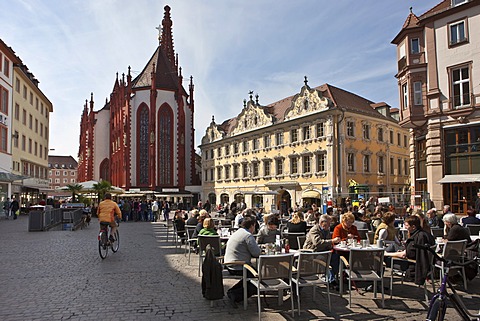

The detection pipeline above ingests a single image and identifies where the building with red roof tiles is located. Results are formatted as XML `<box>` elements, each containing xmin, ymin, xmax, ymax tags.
<box><xmin>200</xmin><ymin>78</ymin><xmax>410</xmax><ymax>212</ymax></box>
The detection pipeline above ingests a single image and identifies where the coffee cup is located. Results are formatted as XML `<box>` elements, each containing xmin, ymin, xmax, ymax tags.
<box><xmin>340</xmin><ymin>240</ymin><xmax>346</xmax><ymax>247</ymax></box>
<box><xmin>361</xmin><ymin>240</ymin><xmax>367</xmax><ymax>248</ymax></box>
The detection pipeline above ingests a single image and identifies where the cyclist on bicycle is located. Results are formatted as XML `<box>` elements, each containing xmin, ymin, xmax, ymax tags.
<box><xmin>97</xmin><ymin>193</ymin><xmax>122</xmax><ymax>242</ymax></box>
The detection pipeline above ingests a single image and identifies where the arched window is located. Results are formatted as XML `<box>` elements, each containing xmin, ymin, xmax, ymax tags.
<box><xmin>137</xmin><ymin>104</ymin><xmax>149</xmax><ymax>185</ymax></box>
<box><xmin>158</xmin><ymin>105</ymin><xmax>173</xmax><ymax>186</ymax></box>
<box><xmin>99</xmin><ymin>158</ymin><xmax>109</xmax><ymax>181</ymax></box>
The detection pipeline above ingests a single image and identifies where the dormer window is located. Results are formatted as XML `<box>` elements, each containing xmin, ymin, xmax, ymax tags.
<box><xmin>452</xmin><ymin>0</ymin><xmax>467</xmax><ymax>6</ymax></box>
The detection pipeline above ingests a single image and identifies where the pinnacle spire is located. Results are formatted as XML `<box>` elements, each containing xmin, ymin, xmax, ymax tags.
<box><xmin>160</xmin><ymin>5</ymin><xmax>176</xmax><ymax>70</ymax></box>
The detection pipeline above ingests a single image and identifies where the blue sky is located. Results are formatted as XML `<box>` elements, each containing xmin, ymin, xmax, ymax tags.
<box><xmin>1</xmin><ymin>0</ymin><xmax>440</xmax><ymax>157</ymax></box>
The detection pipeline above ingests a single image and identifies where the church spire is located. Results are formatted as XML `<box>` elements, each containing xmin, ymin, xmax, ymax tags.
<box><xmin>160</xmin><ymin>5</ymin><xmax>176</xmax><ymax>70</ymax></box>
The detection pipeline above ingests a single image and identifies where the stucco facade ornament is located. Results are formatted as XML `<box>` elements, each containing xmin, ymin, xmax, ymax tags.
<box><xmin>230</xmin><ymin>100</ymin><xmax>274</xmax><ymax>136</ymax></box>
<box><xmin>201</xmin><ymin>122</ymin><xmax>224</xmax><ymax>144</ymax></box>
<box><xmin>285</xmin><ymin>87</ymin><xmax>330</xmax><ymax>121</ymax></box>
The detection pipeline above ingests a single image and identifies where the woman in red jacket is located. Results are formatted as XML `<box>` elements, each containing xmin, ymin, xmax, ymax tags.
<box><xmin>332</xmin><ymin>212</ymin><xmax>361</xmax><ymax>242</ymax></box>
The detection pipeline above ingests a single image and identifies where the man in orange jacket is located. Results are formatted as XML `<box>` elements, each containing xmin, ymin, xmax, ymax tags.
<box><xmin>97</xmin><ymin>193</ymin><xmax>122</xmax><ymax>242</ymax></box>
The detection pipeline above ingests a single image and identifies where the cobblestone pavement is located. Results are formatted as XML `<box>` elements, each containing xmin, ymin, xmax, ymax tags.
<box><xmin>1</xmin><ymin>215</ymin><xmax>479</xmax><ymax>320</ymax></box>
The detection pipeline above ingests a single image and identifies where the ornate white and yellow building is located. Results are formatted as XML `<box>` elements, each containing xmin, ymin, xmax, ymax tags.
<box><xmin>200</xmin><ymin>79</ymin><xmax>410</xmax><ymax>213</ymax></box>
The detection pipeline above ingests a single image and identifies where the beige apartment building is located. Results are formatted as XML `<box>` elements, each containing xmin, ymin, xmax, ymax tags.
<box><xmin>200</xmin><ymin>80</ymin><xmax>410</xmax><ymax>214</ymax></box>
<box><xmin>393</xmin><ymin>0</ymin><xmax>480</xmax><ymax>213</ymax></box>
<box><xmin>48</xmin><ymin>155</ymin><xmax>78</xmax><ymax>193</ymax></box>
<box><xmin>12</xmin><ymin>60</ymin><xmax>53</xmax><ymax>205</ymax></box>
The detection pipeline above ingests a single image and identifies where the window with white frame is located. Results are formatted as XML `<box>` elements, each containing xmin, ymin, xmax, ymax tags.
<box><xmin>242</xmin><ymin>163</ymin><xmax>248</xmax><ymax>178</ymax></box>
<box><xmin>316</xmin><ymin>153</ymin><xmax>326</xmax><ymax>172</ymax></box>
<box><xmin>452</xmin><ymin>0</ymin><xmax>467</xmax><ymax>6</ymax></box>
<box><xmin>264</xmin><ymin>135</ymin><xmax>271</xmax><ymax>148</ymax></box>
<box><xmin>275</xmin><ymin>132</ymin><xmax>284</xmax><ymax>146</ymax></box>
<box><xmin>234</xmin><ymin>143</ymin><xmax>239</xmax><ymax>154</ymax></box>
<box><xmin>217</xmin><ymin>167</ymin><xmax>222</xmax><ymax>180</ymax></box>
<box><xmin>378</xmin><ymin>156</ymin><xmax>384</xmax><ymax>174</ymax></box>
<box><xmin>210</xmin><ymin>168</ymin><xmax>214</xmax><ymax>181</ymax></box>
<box><xmin>363</xmin><ymin>155</ymin><xmax>370</xmax><ymax>173</ymax></box>
<box><xmin>264</xmin><ymin>160</ymin><xmax>271</xmax><ymax>176</ymax></box>
<box><xmin>398</xmin><ymin>159</ymin><xmax>402</xmax><ymax>176</ymax></box>
<box><xmin>404</xmin><ymin>159</ymin><xmax>409</xmax><ymax>175</ymax></box>
<box><xmin>217</xmin><ymin>147</ymin><xmax>222</xmax><ymax>157</ymax></box>
<box><xmin>347</xmin><ymin>121</ymin><xmax>355</xmax><ymax>137</ymax></box>
<box><xmin>413</xmin><ymin>81</ymin><xmax>422</xmax><ymax>105</ymax></box>
<box><xmin>253</xmin><ymin>138</ymin><xmax>260</xmax><ymax>150</ymax></box>
<box><xmin>275</xmin><ymin>159</ymin><xmax>283</xmax><ymax>175</ymax></box>
<box><xmin>404</xmin><ymin>135</ymin><xmax>408</xmax><ymax>147</ymax></box>
<box><xmin>390</xmin><ymin>130</ymin><xmax>394</xmax><ymax>144</ymax></box>
<box><xmin>225</xmin><ymin>165</ymin><xmax>230</xmax><ymax>179</ymax></box>
<box><xmin>55</xmin><ymin>178</ymin><xmax>60</xmax><ymax>183</ymax></box>
<box><xmin>233</xmin><ymin>164</ymin><xmax>239</xmax><ymax>178</ymax></box>
<box><xmin>210</xmin><ymin>149</ymin><xmax>214</xmax><ymax>159</ymax></box>
<box><xmin>243</xmin><ymin>141</ymin><xmax>248</xmax><ymax>152</ymax></box>
<box><xmin>316</xmin><ymin>122</ymin><xmax>324</xmax><ymax>137</ymax></box>
<box><xmin>362</xmin><ymin>123</ymin><xmax>370</xmax><ymax>140</ymax></box>
<box><xmin>225</xmin><ymin>145</ymin><xmax>230</xmax><ymax>156</ymax></box>
<box><xmin>291</xmin><ymin>157</ymin><xmax>298</xmax><ymax>174</ymax></box>
<box><xmin>291</xmin><ymin>129</ymin><xmax>298</xmax><ymax>143</ymax></box>
<box><xmin>452</xmin><ymin>66</ymin><xmax>470</xmax><ymax>108</ymax></box>
<box><xmin>302</xmin><ymin>126</ymin><xmax>311</xmax><ymax>140</ymax></box>
<box><xmin>347</xmin><ymin>153</ymin><xmax>355</xmax><ymax>172</ymax></box>
<box><xmin>378</xmin><ymin>127</ymin><xmax>384</xmax><ymax>142</ymax></box>
<box><xmin>252</xmin><ymin>162</ymin><xmax>259</xmax><ymax>177</ymax></box>
<box><xmin>71</xmin><ymin>178</ymin><xmax>76</xmax><ymax>183</ymax></box>
<box><xmin>449</xmin><ymin>20</ymin><xmax>466</xmax><ymax>45</ymax></box>
<box><xmin>390</xmin><ymin>157</ymin><xmax>395</xmax><ymax>175</ymax></box>
<box><xmin>411</xmin><ymin>38</ymin><xmax>420</xmax><ymax>54</ymax></box>
<box><xmin>302</xmin><ymin>155</ymin><xmax>311</xmax><ymax>173</ymax></box>
<box><xmin>402</xmin><ymin>83</ymin><xmax>408</xmax><ymax>110</ymax></box>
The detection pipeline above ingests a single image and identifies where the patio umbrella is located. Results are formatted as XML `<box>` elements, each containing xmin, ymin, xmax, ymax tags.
<box><xmin>55</xmin><ymin>180</ymin><xmax>125</xmax><ymax>194</ymax></box>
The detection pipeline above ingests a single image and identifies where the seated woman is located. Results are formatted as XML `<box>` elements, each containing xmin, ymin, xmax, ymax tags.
<box><xmin>443</xmin><ymin>213</ymin><xmax>471</xmax><ymax>243</ymax></box>
<box><xmin>199</xmin><ymin>217</ymin><xmax>218</xmax><ymax>236</ymax></box>
<box><xmin>385</xmin><ymin>215</ymin><xmax>435</xmax><ymax>285</ymax></box>
<box><xmin>332</xmin><ymin>212</ymin><xmax>361</xmax><ymax>242</ymax></box>
<box><xmin>256</xmin><ymin>216</ymin><xmax>280</xmax><ymax>244</ymax></box>
<box><xmin>373</xmin><ymin>211</ymin><xmax>401</xmax><ymax>251</ymax></box>
<box><xmin>287</xmin><ymin>211</ymin><xmax>307</xmax><ymax>233</ymax></box>
<box><xmin>173</xmin><ymin>210</ymin><xmax>186</xmax><ymax>241</ymax></box>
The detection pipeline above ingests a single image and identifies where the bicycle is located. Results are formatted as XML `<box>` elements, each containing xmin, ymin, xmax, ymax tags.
<box><xmin>98</xmin><ymin>219</ymin><xmax>120</xmax><ymax>259</ymax></box>
<box><xmin>414</xmin><ymin>244</ymin><xmax>480</xmax><ymax>321</ymax></box>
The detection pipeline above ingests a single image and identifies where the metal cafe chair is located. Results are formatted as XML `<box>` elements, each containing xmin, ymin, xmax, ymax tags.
<box><xmin>197</xmin><ymin>235</ymin><xmax>222</xmax><ymax>277</ymax></box>
<box><xmin>340</xmin><ymin>248</ymin><xmax>385</xmax><ymax>308</ymax></box>
<box><xmin>466</xmin><ymin>224</ymin><xmax>480</xmax><ymax>236</ymax></box>
<box><xmin>283</xmin><ymin>232</ymin><xmax>305</xmax><ymax>250</ymax></box>
<box><xmin>185</xmin><ymin>225</ymin><xmax>197</xmax><ymax>264</ymax></box>
<box><xmin>292</xmin><ymin>251</ymin><xmax>332</xmax><ymax>314</ymax></box>
<box><xmin>243</xmin><ymin>253</ymin><xmax>295</xmax><ymax>320</ymax></box>
<box><xmin>435</xmin><ymin>239</ymin><xmax>468</xmax><ymax>290</ymax></box>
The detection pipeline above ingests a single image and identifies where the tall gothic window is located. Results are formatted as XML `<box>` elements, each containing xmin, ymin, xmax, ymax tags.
<box><xmin>158</xmin><ymin>105</ymin><xmax>173</xmax><ymax>186</ymax></box>
<box><xmin>138</xmin><ymin>105</ymin><xmax>149</xmax><ymax>185</ymax></box>
<box><xmin>99</xmin><ymin>158</ymin><xmax>110</xmax><ymax>182</ymax></box>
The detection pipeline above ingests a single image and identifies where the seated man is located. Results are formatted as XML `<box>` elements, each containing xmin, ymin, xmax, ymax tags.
<box><xmin>224</xmin><ymin>216</ymin><xmax>262</xmax><ymax>307</ymax></box>
<box><xmin>426</xmin><ymin>208</ymin><xmax>444</xmax><ymax>228</ymax></box>
<box><xmin>256</xmin><ymin>216</ymin><xmax>280</xmax><ymax>244</ymax></box>
<box><xmin>460</xmin><ymin>209</ymin><xmax>480</xmax><ymax>227</ymax></box>
<box><xmin>443</xmin><ymin>213</ymin><xmax>471</xmax><ymax>243</ymax></box>
<box><xmin>385</xmin><ymin>215</ymin><xmax>435</xmax><ymax>285</ymax></box>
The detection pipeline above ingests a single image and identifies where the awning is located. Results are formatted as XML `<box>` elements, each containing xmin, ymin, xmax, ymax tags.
<box><xmin>265</xmin><ymin>181</ymin><xmax>300</xmax><ymax>188</ymax></box>
<box><xmin>155</xmin><ymin>194</ymin><xmax>193</xmax><ymax>198</ymax></box>
<box><xmin>438</xmin><ymin>174</ymin><xmax>480</xmax><ymax>184</ymax></box>
<box><xmin>240</xmin><ymin>191</ymin><xmax>279</xmax><ymax>195</ymax></box>
<box><xmin>302</xmin><ymin>190</ymin><xmax>321</xmax><ymax>199</ymax></box>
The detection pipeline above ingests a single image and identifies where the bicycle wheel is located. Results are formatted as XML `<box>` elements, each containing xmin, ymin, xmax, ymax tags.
<box><xmin>449</xmin><ymin>293</ymin><xmax>473</xmax><ymax>321</ymax></box>
<box><xmin>427</xmin><ymin>297</ymin><xmax>447</xmax><ymax>321</ymax></box>
<box><xmin>111</xmin><ymin>230</ymin><xmax>120</xmax><ymax>253</ymax></box>
<box><xmin>98</xmin><ymin>232</ymin><xmax>109</xmax><ymax>259</ymax></box>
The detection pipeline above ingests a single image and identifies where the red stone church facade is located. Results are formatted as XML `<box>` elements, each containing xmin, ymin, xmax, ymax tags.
<box><xmin>77</xmin><ymin>6</ymin><xmax>199</xmax><ymax>192</ymax></box>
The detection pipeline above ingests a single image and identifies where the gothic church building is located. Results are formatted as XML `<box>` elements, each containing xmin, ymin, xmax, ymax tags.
<box><xmin>78</xmin><ymin>6</ymin><xmax>199</xmax><ymax>193</ymax></box>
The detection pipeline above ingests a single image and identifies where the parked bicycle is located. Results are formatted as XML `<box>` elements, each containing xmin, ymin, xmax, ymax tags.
<box><xmin>80</xmin><ymin>208</ymin><xmax>91</xmax><ymax>229</ymax></box>
<box><xmin>98</xmin><ymin>219</ymin><xmax>120</xmax><ymax>259</ymax></box>
<box><xmin>414</xmin><ymin>244</ymin><xmax>480</xmax><ymax>321</ymax></box>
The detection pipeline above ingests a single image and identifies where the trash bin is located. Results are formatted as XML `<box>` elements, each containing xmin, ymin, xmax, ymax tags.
<box><xmin>28</xmin><ymin>210</ymin><xmax>44</xmax><ymax>231</ymax></box>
